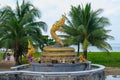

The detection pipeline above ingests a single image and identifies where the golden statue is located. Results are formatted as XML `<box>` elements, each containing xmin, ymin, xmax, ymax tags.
<box><xmin>42</xmin><ymin>14</ymin><xmax>76</xmax><ymax>63</ymax></box>
<box><xmin>50</xmin><ymin>13</ymin><xmax>66</xmax><ymax>46</ymax></box>
<box><xmin>79</xmin><ymin>55</ymin><xmax>86</xmax><ymax>63</ymax></box>
<box><xmin>27</xmin><ymin>40</ymin><xmax>35</xmax><ymax>55</ymax></box>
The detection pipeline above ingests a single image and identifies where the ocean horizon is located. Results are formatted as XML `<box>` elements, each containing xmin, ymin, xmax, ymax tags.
<box><xmin>0</xmin><ymin>43</ymin><xmax>119</xmax><ymax>52</ymax></box>
<box><xmin>70</xmin><ymin>43</ymin><xmax>120</xmax><ymax>52</ymax></box>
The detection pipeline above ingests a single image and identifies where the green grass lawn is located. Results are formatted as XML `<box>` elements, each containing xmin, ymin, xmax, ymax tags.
<box><xmin>23</xmin><ymin>52</ymin><xmax>120</xmax><ymax>67</ymax></box>
<box><xmin>87</xmin><ymin>52</ymin><xmax>120</xmax><ymax>67</ymax></box>
<box><xmin>0</xmin><ymin>52</ymin><xmax>3</xmax><ymax>60</ymax></box>
<box><xmin>0</xmin><ymin>52</ymin><xmax>120</xmax><ymax>67</ymax></box>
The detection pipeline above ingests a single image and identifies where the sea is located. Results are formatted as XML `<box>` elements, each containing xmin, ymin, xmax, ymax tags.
<box><xmin>0</xmin><ymin>43</ymin><xmax>119</xmax><ymax>52</ymax></box>
<box><xmin>70</xmin><ymin>43</ymin><xmax>120</xmax><ymax>52</ymax></box>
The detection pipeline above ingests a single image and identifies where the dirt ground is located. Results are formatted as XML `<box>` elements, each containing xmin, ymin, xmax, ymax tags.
<box><xmin>105</xmin><ymin>67</ymin><xmax>120</xmax><ymax>75</ymax></box>
<box><xmin>0</xmin><ymin>55</ymin><xmax>15</xmax><ymax>71</ymax></box>
<box><xmin>0</xmin><ymin>63</ymin><xmax>14</xmax><ymax>71</ymax></box>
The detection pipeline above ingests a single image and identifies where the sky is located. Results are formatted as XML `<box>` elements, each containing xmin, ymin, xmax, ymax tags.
<box><xmin>0</xmin><ymin>0</ymin><xmax>120</xmax><ymax>44</ymax></box>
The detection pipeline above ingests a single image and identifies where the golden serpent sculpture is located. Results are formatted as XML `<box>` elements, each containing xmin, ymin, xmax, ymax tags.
<box><xmin>50</xmin><ymin>14</ymin><xmax>66</xmax><ymax>46</ymax></box>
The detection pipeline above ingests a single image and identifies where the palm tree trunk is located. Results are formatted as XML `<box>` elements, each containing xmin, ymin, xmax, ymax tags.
<box><xmin>77</xmin><ymin>43</ymin><xmax>80</xmax><ymax>56</ymax></box>
<box><xmin>13</xmin><ymin>39</ymin><xmax>21</xmax><ymax>65</ymax></box>
<box><xmin>19</xmin><ymin>55</ymin><xmax>22</xmax><ymax>63</ymax></box>
<box><xmin>14</xmin><ymin>51</ymin><xmax>21</xmax><ymax>65</ymax></box>
<box><xmin>83</xmin><ymin>49</ymin><xmax>87</xmax><ymax>59</ymax></box>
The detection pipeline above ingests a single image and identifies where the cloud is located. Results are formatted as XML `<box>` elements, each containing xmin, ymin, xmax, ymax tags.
<box><xmin>0</xmin><ymin>0</ymin><xmax>120</xmax><ymax>42</ymax></box>
<box><xmin>103</xmin><ymin>7</ymin><xmax>120</xmax><ymax>16</ymax></box>
<box><xmin>0</xmin><ymin>0</ymin><xmax>16</xmax><ymax>9</ymax></box>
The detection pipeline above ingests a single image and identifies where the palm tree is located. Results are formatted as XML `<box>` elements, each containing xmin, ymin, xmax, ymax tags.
<box><xmin>35</xmin><ymin>35</ymin><xmax>55</xmax><ymax>51</ymax></box>
<box><xmin>62</xmin><ymin>6</ymin><xmax>83</xmax><ymax>56</ymax></box>
<box><xmin>63</xmin><ymin>3</ymin><xmax>114</xmax><ymax>59</ymax></box>
<box><xmin>0</xmin><ymin>0</ymin><xmax>47</xmax><ymax>65</ymax></box>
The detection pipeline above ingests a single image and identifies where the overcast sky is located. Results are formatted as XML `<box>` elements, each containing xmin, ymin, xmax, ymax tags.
<box><xmin>0</xmin><ymin>0</ymin><xmax>120</xmax><ymax>44</ymax></box>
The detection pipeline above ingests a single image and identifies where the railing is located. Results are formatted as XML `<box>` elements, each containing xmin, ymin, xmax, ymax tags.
<box><xmin>11</xmin><ymin>64</ymin><xmax>29</xmax><ymax>70</ymax></box>
<box><xmin>0</xmin><ymin>64</ymin><xmax>105</xmax><ymax>80</ymax></box>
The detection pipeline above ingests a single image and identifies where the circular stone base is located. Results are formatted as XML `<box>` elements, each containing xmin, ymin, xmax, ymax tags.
<box><xmin>30</xmin><ymin>62</ymin><xmax>91</xmax><ymax>72</ymax></box>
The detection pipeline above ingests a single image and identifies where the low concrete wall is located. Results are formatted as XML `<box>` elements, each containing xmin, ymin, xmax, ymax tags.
<box><xmin>0</xmin><ymin>64</ymin><xmax>105</xmax><ymax>80</ymax></box>
<box><xmin>30</xmin><ymin>62</ymin><xmax>91</xmax><ymax>72</ymax></box>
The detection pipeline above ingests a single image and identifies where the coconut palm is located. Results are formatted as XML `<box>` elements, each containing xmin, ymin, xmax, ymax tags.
<box><xmin>62</xmin><ymin>6</ymin><xmax>83</xmax><ymax>56</ymax></box>
<box><xmin>0</xmin><ymin>0</ymin><xmax>47</xmax><ymax>65</ymax></box>
<box><xmin>63</xmin><ymin>3</ymin><xmax>114</xmax><ymax>59</ymax></box>
<box><xmin>35</xmin><ymin>35</ymin><xmax>55</xmax><ymax>51</ymax></box>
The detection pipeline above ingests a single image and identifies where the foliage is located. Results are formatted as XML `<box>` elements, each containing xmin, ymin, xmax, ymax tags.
<box><xmin>0</xmin><ymin>52</ymin><xmax>3</xmax><ymax>60</ymax></box>
<box><xmin>0</xmin><ymin>0</ymin><xmax>47</xmax><ymax>65</ymax></box>
<box><xmin>37</xmin><ymin>35</ymin><xmax>55</xmax><ymax>51</ymax></box>
<box><xmin>63</xmin><ymin>3</ymin><xmax>114</xmax><ymax>58</ymax></box>
<box><xmin>21</xmin><ymin>52</ymin><xmax>41</xmax><ymax>64</ymax></box>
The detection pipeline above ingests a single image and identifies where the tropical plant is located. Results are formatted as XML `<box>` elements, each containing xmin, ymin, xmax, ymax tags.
<box><xmin>36</xmin><ymin>35</ymin><xmax>55</xmax><ymax>51</ymax></box>
<box><xmin>63</xmin><ymin>3</ymin><xmax>114</xmax><ymax>59</ymax></box>
<box><xmin>62</xmin><ymin>6</ymin><xmax>83</xmax><ymax>56</ymax></box>
<box><xmin>0</xmin><ymin>0</ymin><xmax>47</xmax><ymax>65</ymax></box>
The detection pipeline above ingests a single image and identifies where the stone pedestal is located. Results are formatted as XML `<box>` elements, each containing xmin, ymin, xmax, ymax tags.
<box><xmin>41</xmin><ymin>47</ymin><xmax>77</xmax><ymax>63</ymax></box>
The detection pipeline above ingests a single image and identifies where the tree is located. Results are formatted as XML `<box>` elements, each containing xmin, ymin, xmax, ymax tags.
<box><xmin>0</xmin><ymin>0</ymin><xmax>47</xmax><ymax>65</ymax></box>
<box><xmin>63</xmin><ymin>3</ymin><xmax>114</xmax><ymax>59</ymax></box>
<box><xmin>35</xmin><ymin>35</ymin><xmax>55</xmax><ymax>51</ymax></box>
<box><xmin>62</xmin><ymin>6</ymin><xmax>83</xmax><ymax>56</ymax></box>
